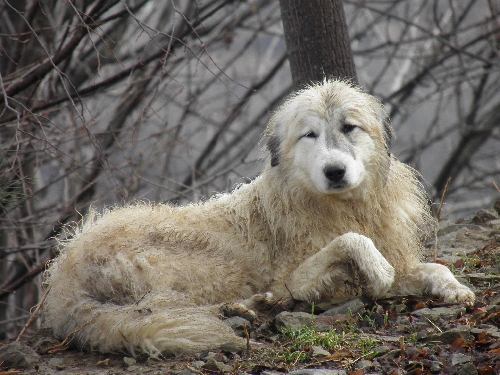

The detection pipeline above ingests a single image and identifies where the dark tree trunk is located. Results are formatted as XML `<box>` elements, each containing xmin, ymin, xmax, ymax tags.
<box><xmin>279</xmin><ymin>0</ymin><xmax>357</xmax><ymax>89</ymax></box>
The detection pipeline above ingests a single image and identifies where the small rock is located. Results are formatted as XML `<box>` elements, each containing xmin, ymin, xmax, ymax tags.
<box><xmin>421</xmin><ymin>326</ymin><xmax>474</xmax><ymax>344</ymax></box>
<box><xmin>47</xmin><ymin>357</ymin><xmax>66</xmax><ymax>370</ymax></box>
<box><xmin>274</xmin><ymin>312</ymin><xmax>315</xmax><ymax>332</ymax></box>
<box><xmin>96</xmin><ymin>358</ymin><xmax>110</xmax><ymax>367</ymax></box>
<box><xmin>126</xmin><ymin>365</ymin><xmax>141</xmax><ymax>372</ymax></box>
<box><xmin>457</xmin><ymin>363</ymin><xmax>478</xmax><ymax>375</ymax></box>
<box><xmin>223</xmin><ymin>316</ymin><xmax>251</xmax><ymax>338</ymax></box>
<box><xmin>178</xmin><ymin>370</ymin><xmax>198</xmax><ymax>375</ymax></box>
<box><xmin>436</xmin><ymin>247</ymin><xmax>478</xmax><ymax>264</ymax></box>
<box><xmin>451</xmin><ymin>353</ymin><xmax>472</xmax><ymax>366</ymax></box>
<box><xmin>430</xmin><ymin>361</ymin><xmax>443</xmax><ymax>372</ymax></box>
<box><xmin>437</xmin><ymin>224</ymin><xmax>482</xmax><ymax>236</ymax></box>
<box><xmin>355</xmin><ymin>359</ymin><xmax>373</xmax><ymax>369</ymax></box>
<box><xmin>123</xmin><ymin>357</ymin><xmax>136</xmax><ymax>367</ymax></box>
<box><xmin>201</xmin><ymin>359</ymin><xmax>232</xmax><ymax>373</ymax></box>
<box><xmin>190</xmin><ymin>360</ymin><xmax>205</xmax><ymax>369</ymax></box>
<box><xmin>470</xmin><ymin>209</ymin><xmax>498</xmax><ymax>224</ymax></box>
<box><xmin>411</xmin><ymin>306</ymin><xmax>466</xmax><ymax>321</ymax></box>
<box><xmin>220</xmin><ymin>341</ymin><xmax>246</xmax><ymax>353</ymax></box>
<box><xmin>0</xmin><ymin>341</ymin><xmax>40</xmax><ymax>369</ymax></box>
<box><xmin>311</xmin><ymin>345</ymin><xmax>330</xmax><ymax>357</ymax></box>
<box><xmin>321</xmin><ymin>298</ymin><xmax>365</xmax><ymax>316</ymax></box>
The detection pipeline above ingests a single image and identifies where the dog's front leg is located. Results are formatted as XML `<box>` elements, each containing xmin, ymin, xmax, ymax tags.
<box><xmin>289</xmin><ymin>233</ymin><xmax>395</xmax><ymax>302</ymax></box>
<box><xmin>392</xmin><ymin>263</ymin><xmax>475</xmax><ymax>306</ymax></box>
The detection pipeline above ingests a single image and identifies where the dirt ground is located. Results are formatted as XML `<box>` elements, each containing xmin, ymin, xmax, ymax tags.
<box><xmin>1</xmin><ymin>208</ymin><xmax>500</xmax><ymax>375</ymax></box>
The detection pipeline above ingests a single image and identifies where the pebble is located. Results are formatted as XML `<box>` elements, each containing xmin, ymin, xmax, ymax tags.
<box><xmin>451</xmin><ymin>353</ymin><xmax>472</xmax><ymax>366</ymax></box>
<box><xmin>274</xmin><ymin>312</ymin><xmax>315</xmax><ymax>332</ymax></box>
<box><xmin>411</xmin><ymin>306</ymin><xmax>466</xmax><ymax>321</ymax></box>
<box><xmin>0</xmin><ymin>341</ymin><xmax>40</xmax><ymax>369</ymax></box>
<box><xmin>47</xmin><ymin>357</ymin><xmax>66</xmax><ymax>370</ymax></box>
<box><xmin>223</xmin><ymin>316</ymin><xmax>252</xmax><ymax>337</ymax></box>
<box><xmin>311</xmin><ymin>345</ymin><xmax>330</xmax><ymax>357</ymax></box>
<box><xmin>201</xmin><ymin>359</ymin><xmax>232</xmax><ymax>372</ymax></box>
<box><xmin>457</xmin><ymin>363</ymin><xmax>479</xmax><ymax>375</ymax></box>
<box><xmin>421</xmin><ymin>326</ymin><xmax>474</xmax><ymax>344</ymax></box>
<box><xmin>355</xmin><ymin>359</ymin><xmax>373</xmax><ymax>370</ymax></box>
<box><xmin>320</xmin><ymin>298</ymin><xmax>365</xmax><ymax>316</ymax></box>
<box><xmin>123</xmin><ymin>357</ymin><xmax>136</xmax><ymax>367</ymax></box>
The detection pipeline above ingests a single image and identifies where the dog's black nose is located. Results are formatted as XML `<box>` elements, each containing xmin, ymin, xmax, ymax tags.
<box><xmin>324</xmin><ymin>165</ymin><xmax>346</xmax><ymax>183</ymax></box>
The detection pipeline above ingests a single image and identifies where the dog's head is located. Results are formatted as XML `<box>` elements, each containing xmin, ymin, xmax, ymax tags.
<box><xmin>263</xmin><ymin>80</ymin><xmax>393</xmax><ymax>195</ymax></box>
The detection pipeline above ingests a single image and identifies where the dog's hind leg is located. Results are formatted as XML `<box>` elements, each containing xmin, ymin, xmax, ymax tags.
<box><xmin>288</xmin><ymin>233</ymin><xmax>395</xmax><ymax>302</ymax></box>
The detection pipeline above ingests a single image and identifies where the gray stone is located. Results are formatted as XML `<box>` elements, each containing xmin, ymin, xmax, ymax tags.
<box><xmin>411</xmin><ymin>306</ymin><xmax>466</xmax><ymax>321</ymax></box>
<box><xmin>311</xmin><ymin>345</ymin><xmax>330</xmax><ymax>357</ymax></box>
<box><xmin>178</xmin><ymin>370</ymin><xmax>198</xmax><ymax>375</ymax></box>
<box><xmin>436</xmin><ymin>247</ymin><xmax>477</xmax><ymax>264</ymax></box>
<box><xmin>457</xmin><ymin>363</ymin><xmax>478</xmax><ymax>375</ymax></box>
<box><xmin>289</xmin><ymin>370</ymin><xmax>347</xmax><ymax>375</ymax></box>
<box><xmin>451</xmin><ymin>353</ymin><xmax>472</xmax><ymax>366</ymax></box>
<box><xmin>47</xmin><ymin>357</ymin><xmax>66</xmax><ymax>370</ymax></box>
<box><xmin>321</xmin><ymin>298</ymin><xmax>365</xmax><ymax>316</ymax></box>
<box><xmin>223</xmin><ymin>316</ymin><xmax>252</xmax><ymax>337</ymax></box>
<box><xmin>190</xmin><ymin>360</ymin><xmax>205</xmax><ymax>369</ymax></box>
<box><xmin>0</xmin><ymin>341</ymin><xmax>40</xmax><ymax>369</ymax></box>
<box><xmin>421</xmin><ymin>326</ymin><xmax>474</xmax><ymax>344</ymax></box>
<box><xmin>201</xmin><ymin>359</ymin><xmax>232</xmax><ymax>373</ymax></box>
<box><xmin>470</xmin><ymin>209</ymin><xmax>498</xmax><ymax>224</ymax></box>
<box><xmin>430</xmin><ymin>361</ymin><xmax>443</xmax><ymax>372</ymax></box>
<box><xmin>274</xmin><ymin>312</ymin><xmax>315</xmax><ymax>332</ymax></box>
<box><xmin>355</xmin><ymin>359</ymin><xmax>373</xmax><ymax>369</ymax></box>
<box><xmin>123</xmin><ymin>357</ymin><xmax>137</xmax><ymax>367</ymax></box>
<box><xmin>437</xmin><ymin>224</ymin><xmax>483</xmax><ymax>236</ymax></box>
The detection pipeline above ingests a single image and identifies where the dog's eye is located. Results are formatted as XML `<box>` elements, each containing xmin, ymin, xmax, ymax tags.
<box><xmin>341</xmin><ymin>124</ymin><xmax>357</xmax><ymax>134</ymax></box>
<box><xmin>302</xmin><ymin>131</ymin><xmax>317</xmax><ymax>139</ymax></box>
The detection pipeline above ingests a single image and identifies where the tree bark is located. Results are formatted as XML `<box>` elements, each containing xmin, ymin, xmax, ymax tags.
<box><xmin>279</xmin><ymin>0</ymin><xmax>357</xmax><ymax>89</ymax></box>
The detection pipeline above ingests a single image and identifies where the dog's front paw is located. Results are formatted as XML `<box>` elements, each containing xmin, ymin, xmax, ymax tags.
<box><xmin>442</xmin><ymin>283</ymin><xmax>475</xmax><ymax>307</ymax></box>
<box><xmin>364</xmin><ymin>257</ymin><xmax>395</xmax><ymax>299</ymax></box>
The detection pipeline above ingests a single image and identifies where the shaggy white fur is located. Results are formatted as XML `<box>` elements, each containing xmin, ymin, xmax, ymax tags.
<box><xmin>43</xmin><ymin>80</ymin><xmax>475</xmax><ymax>358</ymax></box>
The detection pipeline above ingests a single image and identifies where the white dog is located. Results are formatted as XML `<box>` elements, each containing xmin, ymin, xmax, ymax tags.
<box><xmin>43</xmin><ymin>80</ymin><xmax>475</xmax><ymax>358</ymax></box>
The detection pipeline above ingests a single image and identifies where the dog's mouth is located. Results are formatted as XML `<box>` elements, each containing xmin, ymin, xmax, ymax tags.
<box><xmin>326</xmin><ymin>180</ymin><xmax>349</xmax><ymax>191</ymax></box>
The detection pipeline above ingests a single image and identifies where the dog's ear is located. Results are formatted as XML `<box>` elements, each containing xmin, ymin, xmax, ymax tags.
<box><xmin>266</xmin><ymin>134</ymin><xmax>280</xmax><ymax>167</ymax></box>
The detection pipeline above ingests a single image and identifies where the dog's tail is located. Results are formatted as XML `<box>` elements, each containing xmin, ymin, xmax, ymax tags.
<box><xmin>42</xmin><ymin>272</ymin><xmax>245</xmax><ymax>358</ymax></box>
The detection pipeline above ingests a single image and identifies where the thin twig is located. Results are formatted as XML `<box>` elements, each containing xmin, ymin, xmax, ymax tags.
<box><xmin>16</xmin><ymin>286</ymin><xmax>51</xmax><ymax>341</ymax></box>
<box><xmin>436</xmin><ymin>177</ymin><xmax>451</xmax><ymax>222</ymax></box>
<box><xmin>45</xmin><ymin>321</ymin><xmax>91</xmax><ymax>354</ymax></box>
<box><xmin>243</xmin><ymin>323</ymin><xmax>251</xmax><ymax>356</ymax></box>
<box><xmin>435</xmin><ymin>177</ymin><xmax>451</xmax><ymax>261</ymax></box>
<box><xmin>424</xmin><ymin>316</ymin><xmax>443</xmax><ymax>333</ymax></box>
<box><xmin>493</xmin><ymin>182</ymin><xmax>500</xmax><ymax>193</ymax></box>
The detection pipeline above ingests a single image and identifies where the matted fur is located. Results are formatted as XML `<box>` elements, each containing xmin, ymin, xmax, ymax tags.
<box><xmin>43</xmin><ymin>80</ymin><xmax>474</xmax><ymax>358</ymax></box>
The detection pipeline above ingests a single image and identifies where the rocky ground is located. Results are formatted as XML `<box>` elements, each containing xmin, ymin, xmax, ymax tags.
<box><xmin>1</xmin><ymin>206</ymin><xmax>500</xmax><ymax>375</ymax></box>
